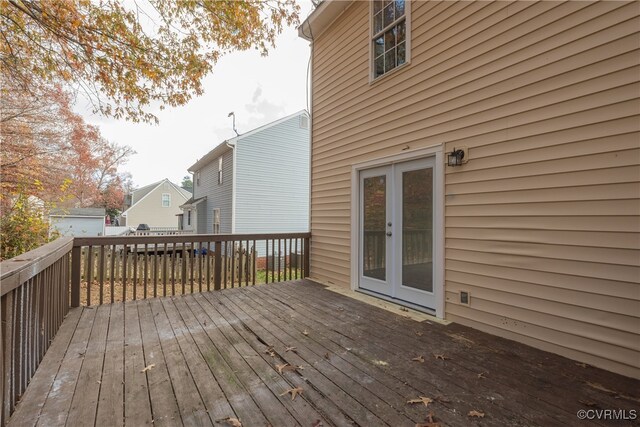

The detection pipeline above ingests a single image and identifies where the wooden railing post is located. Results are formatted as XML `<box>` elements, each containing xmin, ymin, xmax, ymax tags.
<box><xmin>303</xmin><ymin>237</ymin><xmax>310</xmax><ymax>278</ymax></box>
<box><xmin>70</xmin><ymin>245</ymin><xmax>81</xmax><ymax>307</ymax></box>
<box><xmin>214</xmin><ymin>241</ymin><xmax>222</xmax><ymax>290</ymax></box>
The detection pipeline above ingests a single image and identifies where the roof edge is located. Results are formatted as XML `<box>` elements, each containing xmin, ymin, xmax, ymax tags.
<box><xmin>298</xmin><ymin>1</ymin><xmax>355</xmax><ymax>42</ymax></box>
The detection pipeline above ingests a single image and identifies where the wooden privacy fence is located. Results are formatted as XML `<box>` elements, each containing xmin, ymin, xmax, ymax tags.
<box><xmin>0</xmin><ymin>237</ymin><xmax>73</xmax><ymax>426</ymax></box>
<box><xmin>72</xmin><ymin>232</ymin><xmax>311</xmax><ymax>306</ymax></box>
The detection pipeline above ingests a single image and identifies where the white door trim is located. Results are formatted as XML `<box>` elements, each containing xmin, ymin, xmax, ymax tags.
<box><xmin>350</xmin><ymin>144</ymin><xmax>445</xmax><ymax>318</ymax></box>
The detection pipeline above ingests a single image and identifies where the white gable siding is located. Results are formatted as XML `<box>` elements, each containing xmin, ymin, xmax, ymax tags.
<box><xmin>234</xmin><ymin>113</ymin><xmax>310</xmax><ymax>250</ymax></box>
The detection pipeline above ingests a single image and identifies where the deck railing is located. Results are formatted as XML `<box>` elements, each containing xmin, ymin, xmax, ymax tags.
<box><xmin>1</xmin><ymin>231</ymin><xmax>310</xmax><ymax>424</ymax></box>
<box><xmin>0</xmin><ymin>237</ymin><xmax>73</xmax><ymax>425</ymax></box>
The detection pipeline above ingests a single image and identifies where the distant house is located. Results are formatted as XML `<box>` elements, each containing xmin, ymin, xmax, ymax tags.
<box><xmin>120</xmin><ymin>178</ymin><xmax>191</xmax><ymax>228</ymax></box>
<box><xmin>181</xmin><ymin>111</ymin><xmax>310</xmax><ymax>243</ymax></box>
<box><xmin>49</xmin><ymin>208</ymin><xmax>106</xmax><ymax>237</ymax></box>
<box><xmin>299</xmin><ymin>1</ymin><xmax>640</xmax><ymax>377</ymax></box>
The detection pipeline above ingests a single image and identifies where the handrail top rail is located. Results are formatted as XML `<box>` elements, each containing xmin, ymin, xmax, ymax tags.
<box><xmin>1</xmin><ymin>236</ymin><xmax>74</xmax><ymax>296</ymax></box>
<box><xmin>73</xmin><ymin>232</ymin><xmax>312</xmax><ymax>247</ymax></box>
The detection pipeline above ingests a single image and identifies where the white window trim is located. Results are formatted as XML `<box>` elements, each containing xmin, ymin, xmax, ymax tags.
<box><xmin>161</xmin><ymin>193</ymin><xmax>171</xmax><ymax>208</ymax></box>
<box><xmin>349</xmin><ymin>143</ymin><xmax>444</xmax><ymax>319</ymax></box>
<box><xmin>369</xmin><ymin>0</ymin><xmax>412</xmax><ymax>84</ymax></box>
<box><xmin>218</xmin><ymin>157</ymin><xmax>223</xmax><ymax>185</ymax></box>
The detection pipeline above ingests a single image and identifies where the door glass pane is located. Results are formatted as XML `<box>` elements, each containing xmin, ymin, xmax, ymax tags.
<box><xmin>402</xmin><ymin>168</ymin><xmax>433</xmax><ymax>292</ymax></box>
<box><xmin>363</xmin><ymin>175</ymin><xmax>386</xmax><ymax>281</ymax></box>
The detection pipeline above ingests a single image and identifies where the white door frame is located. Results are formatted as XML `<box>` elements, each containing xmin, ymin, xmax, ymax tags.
<box><xmin>350</xmin><ymin>144</ymin><xmax>445</xmax><ymax>318</ymax></box>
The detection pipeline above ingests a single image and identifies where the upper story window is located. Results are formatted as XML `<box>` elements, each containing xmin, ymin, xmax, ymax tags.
<box><xmin>372</xmin><ymin>0</ymin><xmax>408</xmax><ymax>80</ymax></box>
<box><xmin>217</xmin><ymin>157</ymin><xmax>223</xmax><ymax>185</ymax></box>
<box><xmin>162</xmin><ymin>193</ymin><xmax>171</xmax><ymax>207</ymax></box>
<box><xmin>196</xmin><ymin>171</ymin><xmax>201</xmax><ymax>186</ymax></box>
<box><xmin>212</xmin><ymin>208</ymin><xmax>220</xmax><ymax>234</ymax></box>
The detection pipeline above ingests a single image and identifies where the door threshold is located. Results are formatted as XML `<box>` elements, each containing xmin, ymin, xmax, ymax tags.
<box><xmin>322</xmin><ymin>282</ymin><xmax>449</xmax><ymax>324</ymax></box>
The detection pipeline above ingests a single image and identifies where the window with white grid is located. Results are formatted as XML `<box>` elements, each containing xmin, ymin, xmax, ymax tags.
<box><xmin>372</xmin><ymin>0</ymin><xmax>409</xmax><ymax>80</ymax></box>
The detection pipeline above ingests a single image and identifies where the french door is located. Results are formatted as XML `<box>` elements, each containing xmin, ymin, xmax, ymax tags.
<box><xmin>359</xmin><ymin>157</ymin><xmax>435</xmax><ymax>309</ymax></box>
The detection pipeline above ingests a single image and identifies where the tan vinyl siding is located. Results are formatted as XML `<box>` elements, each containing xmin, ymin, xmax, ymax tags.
<box><xmin>310</xmin><ymin>0</ymin><xmax>640</xmax><ymax>377</ymax></box>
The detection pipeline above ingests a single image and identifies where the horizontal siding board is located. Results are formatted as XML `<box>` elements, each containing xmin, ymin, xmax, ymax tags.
<box><xmin>446</xmin><ymin>165</ymin><xmax>640</xmax><ymax>194</ymax></box>
<box><xmin>445</xmin><ymin>227</ymin><xmax>640</xmax><ymax>250</ymax></box>
<box><xmin>446</xmin><ymin>182</ymin><xmax>640</xmax><ymax>205</ymax></box>
<box><xmin>445</xmin><ymin>270</ymin><xmax>640</xmax><ymax>318</ymax></box>
<box><xmin>446</xmin><ymin>248</ymin><xmax>639</xmax><ymax>283</ymax></box>
<box><xmin>445</xmin><ymin>216</ymin><xmax>640</xmax><ymax>233</ymax></box>
<box><xmin>445</xmin><ymin>199</ymin><xmax>640</xmax><ymax>217</ymax></box>
<box><xmin>445</xmin><ymin>259</ymin><xmax>639</xmax><ymax>300</ymax></box>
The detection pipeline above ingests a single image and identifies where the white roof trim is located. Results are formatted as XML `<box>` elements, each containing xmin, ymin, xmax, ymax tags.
<box><xmin>298</xmin><ymin>1</ymin><xmax>355</xmax><ymax>42</ymax></box>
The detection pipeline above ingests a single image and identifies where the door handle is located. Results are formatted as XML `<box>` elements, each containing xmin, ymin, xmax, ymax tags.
<box><xmin>386</xmin><ymin>232</ymin><xmax>392</xmax><ymax>237</ymax></box>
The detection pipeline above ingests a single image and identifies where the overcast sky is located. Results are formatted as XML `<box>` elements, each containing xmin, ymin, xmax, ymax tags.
<box><xmin>74</xmin><ymin>1</ymin><xmax>314</xmax><ymax>189</ymax></box>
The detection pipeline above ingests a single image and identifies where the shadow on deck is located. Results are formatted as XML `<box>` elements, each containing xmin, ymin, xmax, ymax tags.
<box><xmin>7</xmin><ymin>280</ymin><xmax>639</xmax><ymax>426</ymax></box>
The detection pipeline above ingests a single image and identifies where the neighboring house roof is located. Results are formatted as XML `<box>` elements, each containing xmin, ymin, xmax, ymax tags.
<box><xmin>179</xmin><ymin>196</ymin><xmax>207</xmax><ymax>209</ymax></box>
<box><xmin>50</xmin><ymin>208</ymin><xmax>106</xmax><ymax>217</ymax></box>
<box><xmin>121</xmin><ymin>178</ymin><xmax>191</xmax><ymax>217</ymax></box>
<box><xmin>188</xmin><ymin>110</ymin><xmax>309</xmax><ymax>172</ymax></box>
<box><xmin>298</xmin><ymin>1</ymin><xmax>354</xmax><ymax>41</ymax></box>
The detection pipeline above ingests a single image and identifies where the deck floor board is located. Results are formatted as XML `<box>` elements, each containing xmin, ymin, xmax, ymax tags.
<box><xmin>7</xmin><ymin>280</ymin><xmax>639</xmax><ymax>427</ymax></box>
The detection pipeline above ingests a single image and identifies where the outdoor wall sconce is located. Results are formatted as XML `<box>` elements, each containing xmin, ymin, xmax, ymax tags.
<box><xmin>447</xmin><ymin>147</ymin><xmax>468</xmax><ymax>166</ymax></box>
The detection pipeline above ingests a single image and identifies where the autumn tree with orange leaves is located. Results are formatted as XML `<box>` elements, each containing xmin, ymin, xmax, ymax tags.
<box><xmin>1</xmin><ymin>0</ymin><xmax>300</xmax><ymax>123</ymax></box>
<box><xmin>1</xmin><ymin>0</ymin><xmax>299</xmax><ymax>258</ymax></box>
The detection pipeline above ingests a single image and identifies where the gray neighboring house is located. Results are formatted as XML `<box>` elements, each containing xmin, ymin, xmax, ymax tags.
<box><xmin>181</xmin><ymin>110</ymin><xmax>310</xmax><ymax>248</ymax></box>
<box><xmin>49</xmin><ymin>208</ymin><xmax>106</xmax><ymax>237</ymax></box>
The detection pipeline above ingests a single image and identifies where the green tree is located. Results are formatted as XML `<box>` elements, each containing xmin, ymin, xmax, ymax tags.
<box><xmin>181</xmin><ymin>175</ymin><xmax>193</xmax><ymax>193</ymax></box>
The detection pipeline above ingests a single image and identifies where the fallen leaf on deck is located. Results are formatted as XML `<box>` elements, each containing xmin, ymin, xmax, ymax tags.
<box><xmin>433</xmin><ymin>354</ymin><xmax>448</xmax><ymax>361</ymax></box>
<box><xmin>302</xmin><ymin>330</ymin><xmax>309</xmax><ymax>336</ymax></box>
<box><xmin>579</xmin><ymin>400</ymin><xmax>598</xmax><ymax>408</ymax></box>
<box><xmin>575</xmin><ymin>362</ymin><xmax>588</xmax><ymax>368</ymax></box>
<box><xmin>311</xmin><ymin>420</ymin><xmax>323</xmax><ymax>427</ymax></box>
<box><xmin>399</xmin><ymin>307</ymin><xmax>409</xmax><ymax>312</ymax></box>
<box><xmin>407</xmin><ymin>396</ymin><xmax>433</xmax><ymax>407</ymax></box>
<box><xmin>415</xmin><ymin>411</ymin><xmax>441</xmax><ymax>427</ymax></box>
<box><xmin>278</xmin><ymin>364</ymin><xmax>299</xmax><ymax>374</ymax></box>
<box><xmin>264</xmin><ymin>346</ymin><xmax>275</xmax><ymax>357</ymax></box>
<box><xmin>275</xmin><ymin>363</ymin><xmax>290</xmax><ymax>374</ymax></box>
<box><xmin>216</xmin><ymin>417</ymin><xmax>242</xmax><ymax>426</ymax></box>
<box><xmin>468</xmin><ymin>410</ymin><xmax>485</xmax><ymax>418</ymax></box>
<box><xmin>280</xmin><ymin>386</ymin><xmax>304</xmax><ymax>401</ymax></box>
<box><xmin>324</xmin><ymin>352</ymin><xmax>330</xmax><ymax>360</ymax></box>
<box><xmin>415</xmin><ymin>331</ymin><xmax>424</xmax><ymax>337</ymax></box>
<box><xmin>477</xmin><ymin>372</ymin><xmax>486</xmax><ymax>379</ymax></box>
<box><xmin>373</xmin><ymin>360</ymin><xmax>388</xmax><ymax>366</ymax></box>
<box><xmin>412</xmin><ymin>356</ymin><xmax>425</xmax><ymax>363</ymax></box>
<box><xmin>141</xmin><ymin>364</ymin><xmax>155</xmax><ymax>373</ymax></box>
<box><xmin>285</xmin><ymin>346</ymin><xmax>297</xmax><ymax>352</ymax></box>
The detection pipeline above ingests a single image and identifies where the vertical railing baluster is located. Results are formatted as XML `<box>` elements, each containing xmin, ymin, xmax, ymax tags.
<box><xmin>153</xmin><ymin>243</ymin><xmax>158</xmax><ymax>298</ymax></box>
<box><xmin>171</xmin><ymin>243</ymin><xmax>176</xmax><ymax>296</ymax></box>
<box><xmin>110</xmin><ymin>245</ymin><xmax>116</xmax><ymax>304</ymax></box>
<box><xmin>122</xmin><ymin>245</ymin><xmax>128</xmax><ymax>302</ymax></box>
<box><xmin>214</xmin><ymin>241</ymin><xmax>222</xmax><ymax>291</ymax></box>
<box><xmin>133</xmin><ymin>246</ymin><xmax>138</xmax><ymax>301</ymax></box>
<box><xmin>99</xmin><ymin>245</ymin><xmax>105</xmax><ymax>305</ymax></box>
<box><xmin>206</xmin><ymin>242</ymin><xmax>211</xmax><ymax>292</ymax></box>
<box><xmin>190</xmin><ymin>241</ymin><xmax>195</xmax><ymax>293</ymax></box>
<box><xmin>163</xmin><ymin>243</ymin><xmax>168</xmax><ymax>297</ymax></box>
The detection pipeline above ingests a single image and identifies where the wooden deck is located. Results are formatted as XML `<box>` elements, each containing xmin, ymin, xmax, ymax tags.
<box><xmin>8</xmin><ymin>280</ymin><xmax>639</xmax><ymax>427</ymax></box>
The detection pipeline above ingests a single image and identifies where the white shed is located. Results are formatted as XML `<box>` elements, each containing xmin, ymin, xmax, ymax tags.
<box><xmin>49</xmin><ymin>208</ymin><xmax>106</xmax><ymax>237</ymax></box>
